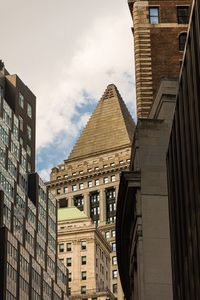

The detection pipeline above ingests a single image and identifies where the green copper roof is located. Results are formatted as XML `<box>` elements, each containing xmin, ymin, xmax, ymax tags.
<box><xmin>58</xmin><ymin>207</ymin><xmax>88</xmax><ymax>221</ymax></box>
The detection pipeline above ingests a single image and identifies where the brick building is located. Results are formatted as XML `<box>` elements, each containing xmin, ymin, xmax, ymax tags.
<box><xmin>47</xmin><ymin>84</ymin><xmax>135</xmax><ymax>299</ymax></box>
<box><xmin>128</xmin><ymin>0</ymin><xmax>191</xmax><ymax>117</ymax></box>
<box><xmin>0</xmin><ymin>63</ymin><xmax>69</xmax><ymax>299</ymax></box>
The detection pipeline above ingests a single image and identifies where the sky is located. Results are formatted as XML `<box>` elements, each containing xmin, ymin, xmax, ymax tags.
<box><xmin>0</xmin><ymin>0</ymin><xmax>136</xmax><ymax>181</ymax></box>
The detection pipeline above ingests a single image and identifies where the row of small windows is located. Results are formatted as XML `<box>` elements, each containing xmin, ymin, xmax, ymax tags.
<box><xmin>57</xmin><ymin>175</ymin><xmax>116</xmax><ymax>195</ymax></box>
<box><xmin>60</xmin><ymin>255</ymin><xmax>87</xmax><ymax>267</ymax></box>
<box><xmin>59</xmin><ymin>240</ymin><xmax>86</xmax><ymax>253</ymax></box>
<box><xmin>149</xmin><ymin>6</ymin><xmax>189</xmax><ymax>24</ymax></box>
<box><xmin>56</xmin><ymin>160</ymin><xmax>129</xmax><ymax>177</ymax></box>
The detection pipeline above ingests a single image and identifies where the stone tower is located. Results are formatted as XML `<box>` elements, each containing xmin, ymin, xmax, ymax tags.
<box><xmin>47</xmin><ymin>84</ymin><xmax>135</xmax><ymax>299</ymax></box>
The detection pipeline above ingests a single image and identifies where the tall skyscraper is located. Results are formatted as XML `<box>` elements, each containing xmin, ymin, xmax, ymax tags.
<box><xmin>0</xmin><ymin>63</ymin><xmax>68</xmax><ymax>299</ymax></box>
<box><xmin>128</xmin><ymin>0</ymin><xmax>191</xmax><ymax>117</ymax></box>
<box><xmin>47</xmin><ymin>84</ymin><xmax>135</xmax><ymax>299</ymax></box>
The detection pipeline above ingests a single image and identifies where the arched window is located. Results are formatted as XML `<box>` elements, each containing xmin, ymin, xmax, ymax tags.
<box><xmin>179</xmin><ymin>33</ymin><xmax>187</xmax><ymax>51</ymax></box>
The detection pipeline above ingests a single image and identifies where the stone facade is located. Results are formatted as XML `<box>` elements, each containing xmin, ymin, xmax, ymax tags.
<box><xmin>128</xmin><ymin>0</ymin><xmax>191</xmax><ymax>117</ymax></box>
<box><xmin>116</xmin><ymin>79</ymin><xmax>178</xmax><ymax>300</ymax></box>
<box><xmin>57</xmin><ymin>207</ymin><xmax>114</xmax><ymax>299</ymax></box>
<box><xmin>47</xmin><ymin>84</ymin><xmax>135</xmax><ymax>299</ymax></box>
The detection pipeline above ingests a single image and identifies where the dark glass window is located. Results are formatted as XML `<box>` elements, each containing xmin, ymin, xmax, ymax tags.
<box><xmin>149</xmin><ymin>7</ymin><xmax>159</xmax><ymax>24</ymax></box>
<box><xmin>90</xmin><ymin>192</ymin><xmax>100</xmax><ymax>224</ymax></box>
<box><xmin>179</xmin><ymin>33</ymin><xmax>187</xmax><ymax>51</ymax></box>
<box><xmin>74</xmin><ymin>195</ymin><xmax>84</xmax><ymax>211</ymax></box>
<box><xmin>177</xmin><ymin>6</ymin><xmax>189</xmax><ymax>24</ymax></box>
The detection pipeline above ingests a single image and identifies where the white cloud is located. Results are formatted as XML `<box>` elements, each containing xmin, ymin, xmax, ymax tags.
<box><xmin>0</xmin><ymin>0</ymin><xmax>136</xmax><ymax>178</ymax></box>
<box><xmin>36</xmin><ymin>8</ymin><xmax>135</xmax><ymax>152</ymax></box>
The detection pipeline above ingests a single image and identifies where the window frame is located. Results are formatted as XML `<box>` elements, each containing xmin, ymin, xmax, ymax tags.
<box><xmin>149</xmin><ymin>7</ymin><xmax>159</xmax><ymax>24</ymax></box>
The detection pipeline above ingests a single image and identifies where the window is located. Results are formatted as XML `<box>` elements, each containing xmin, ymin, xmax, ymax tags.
<box><xmin>68</xmin><ymin>273</ymin><xmax>71</xmax><ymax>282</ymax></box>
<box><xmin>81</xmin><ymin>256</ymin><xmax>86</xmax><ymax>265</ymax></box>
<box><xmin>111</xmin><ymin>175</ymin><xmax>115</xmax><ymax>182</ymax></box>
<box><xmin>67</xmin><ymin>243</ymin><xmax>72</xmax><ymax>251</ymax></box>
<box><xmin>149</xmin><ymin>7</ymin><xmax>159</xmax><ymax>24</ymax></box>
<box><xmin>111</xmin><ymin>230</ymin><xmax>116</xmax><ymax>237</ymax></box>
<box><xmin>58</xmin><ymin>244</ymin><xmax>64</xmax><ymax>253</ymax></box>
<box><xmin>105</xmin><ymin>231</ymin><xmax>110</xmax><ymax>239</ymax></box>
<box><xmin>112</xmin><ymin>270</ymin><xmax>118</xmax><ymax>279</ymax></box>
<box><xmin>66</xmin><ymin>258</ymin><xmax>72</xmax><ymax>267</ymax></box>
<box><xmin>112</xmin><ymin>243</ymin><xmax>116</xmax><ymax>252</ymax></box>
<box><xmin>95</xmin><ymin>179</ymin><xmax>99</xmax><ymax>186</ymax></box>
<box><xmin>81</xmin><ymin>241</ymin><xmax>86</xmax><ymax>250</ymax></box>
<box><xmin>177</xmin><ymin>6</ymin><xmax>189</xmax><ymax>24</ymax></box>
<box><xmin>88</xmin><ymin>181</ymin><xmax>93</xmax><ymax>187</ymax></box>
<box><xmin>64</xmin><ymin>186</ymin><xmax>68</xmax><ymax>193</ymax></box>
<box><xmin>27</xmin><ymin>103</ymin><xmax>32</xmax><ymax>118</ymax></box>
<box><xmin>19</xmin><ymin>93</ymin><xmax>24</xmax><ymax>108</ymax></box>
<box><xmin>112</xmin><ymin>256</ymin><xmax>117</xmax><ymax>265</ymax></box>
<box><xmin>19</xmin><ymin>116</ymin><xmax>23</xmax><ymax>131</ymax></box>
<box><xmin>79</xmin><ymin>183</ymin><xmax>84</xmax><ymax>190</ymax></box>
<box><xmin>57</xmin><ymin>188</ymin><xmax>61</xmax><ymax>195</ymax></box>
<box><xmin>179</xmin><ymin>32</ymin><xmax>187</xmax><ymax>51</ymax></box>
<box><xmin>72</xmin><ymin>184</ymin><xmax>77</xmax><ymax>191</ymax></box>
<box><xmin>27</xmin><ymin>145</ymin><xmax>31</xmax><ymax>157</ymax></box>
<box><xmin>104</xmin><ymin>177</ymin><xmax>108</xmax><ymax>184</ymax></box>
<box><xmin>81</xmin><ymin>271</ymin><xmax>87</xmax><ymax>280</ymax></box>
<box><xmin>113</xmin><ymin>284</ymin><xmax>118</xmax><ymax>293</ymax></box>
<box><xmin>81</xmin><ymin>286</ymin><xmax>86</xmax><ymax>294</ymax></box>
<box><xmin>27</xmin><ymin>125</ymin><xmax>32</xmax><ymax>140</ymax></box>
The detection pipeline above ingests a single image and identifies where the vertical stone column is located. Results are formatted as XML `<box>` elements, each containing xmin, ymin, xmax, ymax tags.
<box><xmin>68</xmin><ymin>195</ymin><xmax>73</xmax><ymax>207</ymax></box>
<box><xmin>99</xmin><ymin>188</ymin><xmax>106</xmax><ymax>224</ymax></box>
<box><xmin>83</xmin><ymin>192</ymin><xmax>90</xmax><ymax>218</ymax></box>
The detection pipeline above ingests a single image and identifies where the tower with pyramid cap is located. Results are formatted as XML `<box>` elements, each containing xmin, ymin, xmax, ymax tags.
<box><xmin>46</xmin><ymin>84</ymin><xmax>135</xmax><ymax>299</ymax></box>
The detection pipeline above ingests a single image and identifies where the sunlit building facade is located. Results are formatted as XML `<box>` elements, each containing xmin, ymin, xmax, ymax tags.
<box><xmin>47</xmin><ymin>84</ymin><xmax>135</xmax><ymax>299</ymax></box>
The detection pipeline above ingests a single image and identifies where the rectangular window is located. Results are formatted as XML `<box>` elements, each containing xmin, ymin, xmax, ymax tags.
<box><xmin>81</xmin><ymin>286</ymin><xmax>86</xmax><ymax>294</ymax></box>
<box><xmin>67</xmin><ymin>243</ymin><xmax>72</xmax><ymax>251</ymax></box>
<box><xmin>112</xmin><ymin>256</ymin><xmax>117</xmax><ymax>265</ymax></box>
<box><xmin>64</xmin><ymin>186</ymin><xmax>68</xmax><ymax>193</ymax></box>
<box><xmin>27</xmin><ymin>145</ymin><xmax>31</xmax><ymax>157</ymax></box>
<box><xmin>95</xmin><ymin>179</ymin><xmax>99</xmax><ymax>186</ymax></box>
<box><xmin>177</xmin><ymin>6</ymin><xmax>189</xmax><ymax>24</ymax></box>
<box><xmin>19</xmin><ymin>93</ymin><xmax>24</xmax><ymax>108</ymax></box>
<box><xmin>72</xmin><ymin>184</ymin><xmax>77</xmax><ymax>191</ymax></box>
<box><xmin>111</xmin><ymin>230</ymin><xmax>116</xmax><ymax>237</ymax></box>
<box><xmin>66</xmin><ymin>257</ymin><xmax>72</xmax><ymax>267</ymax></box>
<box><xmin>112</xmin><ymin>243</ymin><xmax>116</xmax><ymax>252</ymax></box>
<box><xmin>27</xmin><ymin>125</ymin><xmax>32</xmax><ymax>140</ymax></box>
<box><xmin>79</xmin><ymin>183</ymin><xmax>84</xmax><ymax>189</ymax></box>
<box><xmin>81</xmin><ymin>256</ymin><xmax>86</xmax><ymax>265</ymax></box>
<box><xmin>81</xmin><ymin>271</ymin><xmax>87</xmax><ymax>280</ymax></box>
<box><xmin>111</xmin><ymin>175</ymin><xmax>115</xmax><ymax>182</ymax></box>
<box><xmin>68</xmin><ymin>272</ymin><xmax>71</xmax><ymax>282</ymax></box>
<box><xmin>88</xmin><ymin>181</ymin><xmax>93</xmax><ymax>187</ymax></box>
<box><xmin>113</xmin><ymin>284</ymin><xmax>118</xmax><ymax>293</ymax></box>
<box><xmin>112</xmin><ymin>270</ymin><xmax>117</xmax><ymax>279</ymax></box>
<box><xmin>105</xmin><ymin>231</ymin><xmax>110</xmax><ymax>239</ymax></box>
<box><xmin>81</xmin><ymin>241</ymin><xmax>87</xmax><ymax>250</ymax></box>
<box><xmin>58</xmin><ymin>243</ymin><xmax>64</xmax><ymax>252</ymax></box>
<box><xmin>104</xmin><ymin>177</ymin><xmax>108</xmax><ymax>184</ymax></box>
<box><xmin>27</xmin><ymin>103</ymin><xmax>32</xmax><ymax>118</ymax></box>
<box><xmin>149</xmin><ymin>7</ymin><xmax>159</xmax><ymax>24</ymax></box>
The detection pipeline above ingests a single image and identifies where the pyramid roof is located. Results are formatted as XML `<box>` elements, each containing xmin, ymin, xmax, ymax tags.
<box><xmin>67</xmin><ymin>84</ymin><xmax>135</xmax><ymax>161</ymax></box>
